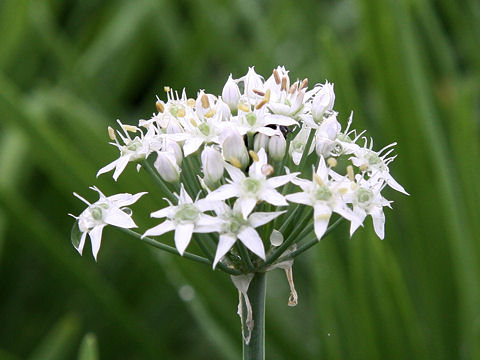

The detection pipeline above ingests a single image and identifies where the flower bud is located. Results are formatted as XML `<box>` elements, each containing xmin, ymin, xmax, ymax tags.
<box><xmin>311</xmin><ymin>81</ymin><xmax>335</xmax><ymax>122</ymax></box>
<box><xmin>221</xmin><ymin>128</ymin><xmax>249</xmax><ymax>169</ymax></box>
<box><xmin>166</xmin><ymin>118</ymin><xmax>183</xmax><ymax>134</ymax></box>
<box><xmin>253</xmin><ymin>133</ymin><xmax>269</xmax><ymax>152</ymax></box>
<box><xmin>165</xmin><ymin>139</ymin><xmax>183</xmax><ymax>166</ymax></box>
<box><xmin>222</xmin><ymin>74</ymin><xmax>241</xmax><ymax>111</ymax></box>
<box><xmin>268</xmin><ymin>133</ymin><xmax>286</xmax><ymax>161</ymax></box>
<box><xmin>215</xmin><ymin>98</ymin><xmax>231</xmax><ymax>121</ymax></box>
<box><xmin>154</xmin><ymin>151</ymin><xmax>180</xmax><ymax>183</ymax></box>
<box><xmin>201</xmin><ymin>146</ymin><xmax>224</xmax><ymax>185</ymax></box>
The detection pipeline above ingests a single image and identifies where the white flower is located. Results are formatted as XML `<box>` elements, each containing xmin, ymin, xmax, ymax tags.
<box><xmin>315</xmin><ymin>114</ymin><xmax>341</xmax><ymax>157</ymax></box>
<box><xmin>349</xmin><ymin>140</ymin><xmax>409</xmax><ymax>195</ymax></box>
<box><xmin>268</xmin><ymin>131</ymin><xmax>286</xmax><ymax>161</ymax></box>
<box><xmin>345</xmin><ymin>177</ymin><xmax>392</xmax><ymax>239</ymax></box>
<box><xmin>286</xmin><ymin>157</ymin><xmax>356</xmax><ymax>239</ymax></box>
<box><xmin>220</xmin><ymin>127</ymin><xmax>250</xmax><ymax>169</ymax></box>
<box><xmin>97</xmin><ymin>121</ymin><xmax>161</xmax><ymax>181</ymax></box>
<box><xmin>211</xmin><ymin>201</ymin><xmax>285</xmax><ymax>268</ymax></box>
<box><xmin>71</xmin><ymin>187</ymin><xmax>146</xmax><ymax>260</ymax></box>
<box><xmin>236</xmin><ymin>106</ymin><xmax>297</xmax><ymax>136</ymax></box>
<box><xmin>207</xmin><ymin>149</ymin><xmax>298</xmax><ymax>219</ymax></box>
<box><xmin>240</xmin><ymin>66</ymin><xmax>264</xmax><ymax>99</ymax></box>
<box><xmin>289</xmin><ymin>126</ymin><xmax>315</xmax><ymax>165</ymax></box>
<box><xmin>143</xmin><ymin>185</ymin><xmax>222</xmax><ymax>255</ymax></box>
<box><xmin>154</xmin><ymin>151</ymin><xmax>181</xmax><ymax>183</ymax></box>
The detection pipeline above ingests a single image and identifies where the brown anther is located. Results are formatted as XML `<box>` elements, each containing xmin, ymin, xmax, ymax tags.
<box><xmin>107</xmin><ymin>126</ymin><xmax>116</xmax><ymax>141</ymax></box>
<box><xmin>164</xmin><ymin>86</ymin><xmax>171</xmax><ymax>92</ymax></box>
<box><xmin>253</xmin><ymin>89</ymin><xmax>265</xmax><ymax>96</ymax></box>
<box><xmin>249</xmin><ymin>150</ymin><xmax>259</xmax><ymax>162</ymax></box>
<box><xmin>201</xmin><ymin>93</ymin><xmax>210</xmax><ymax>109</ymax></box>
<box><xmin>264</xmin><ymin>89</ymin><xmax>271</xmax><ymax>102</ymax></box>
<box><xmin>204</xmin><ymin>109</ymin><xmax>216</xmax><ymax>118</ymax></box>
<box><xmin>237</xmin><ymin>103</ymin><xmax>250</xmax><ymax>113</ymax></box>
<box><xmin>347</xmin><ymin>165</ymin><xmax>355</xmax><ymax>181</ymax></box>
<box><xmin>281</xmin><ymin>77</ymin><xmax>287</xmax><ymax>91</ymax></box>
<box><xmin>190</xmin><ymin>118</ymin><xmax>198</xmax><ymax>127</ymax></box>
<box><xmin>273</xmin><ymin>69</ymin><xmax>281</xmax><ymax>84</ymax></box>
<box><xmin>289</xmin><ymin>82</ymin><xmax>298</xmax><ymax>94</ymax></box>
<box><xmin>300</xmin><ymin>78</ymin><xmax>309</xmax><ymax>90</ymax></box>
<box><xmin>187</xmin><ymin>98</ymin><xmax>196</xmax><ymax>107</ymax></box>
<box><xmin>261</xmin><ymin>164</ymin><xmax>274</xmax><ymax>176</ymax></box>
<box><xmin>255</xmin><ymin>99</ymin><xmax>267</xmax><ymax>110</ymax></box>
<box><xmin>155</xmin><ymin>101</ymin><xmax>165</xmax><ymax>113</ymax></box>
<box><xmin>327</xmin><ymin>157</ymin><xmax>337</xmax><ymax>167</ymax></box>
<box><xmin>177</xmin><ymin>108</ymin><xmax>186</xmax><ymax>118</ymax></box>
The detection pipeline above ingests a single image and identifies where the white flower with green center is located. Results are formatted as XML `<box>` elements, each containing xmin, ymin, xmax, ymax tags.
<box><xmin>206</xmin><ymin>149</ymin><xmax>298</xmax><ymax>219</ymax></box>
<box><xmin>286</xmin><ymin>157</ymin><xmax>356</xmax><ymax>239</ymax></box>
<box><xmin>97</xmin><ymin>121</ymin><xmax>161</xmax><ymax>181</ymax></box>
<box><xmin>345</xmin><ymin>178</ymin><xmax>392</xmax><ymax>239</ymax></box>
<box><xmin>143</xmin><ymin>185</ymin><xmax>223</xmax><ymax>255</ymax></box>
<box><xmin>211</xmin><ymin>202</ymin><xmax>285</xmax><ymax>268</ymax></box>
<box><xmin>235</xmin><ymin>106</ymin><xmax>297</xmax><ymax>136</ymax></box>
<box><xmin>350</xmin><ymin>140</ymin><xmax>409</xmax><ymax>195</ymax></box>
<box><xmin>70</xmin><ymin>187</ymin><xmax>147</xmax><ymax>260</ymax></box>
<box><xmin>289</xmin><ymin>126</ymin><xmax>315</xmax><ymax>165</ymax></box>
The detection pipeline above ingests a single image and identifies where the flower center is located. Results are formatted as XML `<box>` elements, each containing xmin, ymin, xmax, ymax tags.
<box><xmin>314</xmin><ymin>185</ymin><xmax>332</xmax><ymax>201</ymax></box>
<box><xmin>367</xmin><ymin>153</ymin><xmax>381</xmax><ymax>165</ymax></box>
<box><xmin>357</xmin><ymin>188</ymin><xmax>373</xmax><ymax>206</ymax></box>
<box><xmin>242</xmin><ymin>178</ymin><xmax>262</xmax><ymax>194</ymax></box>
<box><xmin>90</xmin><ymin>206</ymin><xmax>104</xmax><ymax>221</ymax></box>
<box><xmin>246</xmin><ymin>113</ymin><xmax>257</xmax><ymax>127</ymax></box>
<box><xmin>175</xmin><ymin>204</ymin><xmax>199</xmax><ymax>222</ymax></box>
<box><xmin>198</xmin><ymin>122</ymin><xmax>210</xmax><ymax>136</ymax></box>
<box><xmin>227</xmin><ymin>214</ymin><xmax>247</xmax><ymax>234</ymax></box>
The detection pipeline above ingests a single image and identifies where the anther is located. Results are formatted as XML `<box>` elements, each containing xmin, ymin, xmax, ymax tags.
<box><xmin>229</xmin><ymin>157</ymin><xmax>242</xmax><ymax>168</ymax></box>
<box><xmin>155</xmin><ymin>101</ymin><xmax>164</xmax><ymax>113</ymax></box>
<box><xmin>264</xmin><ymin>89</ymin><xmax>271</xmax><ymax>102</ymax></box>
<box><xmin>281</xmin><ymin>77</ymin><xmax>287</xmax><ymax>91</ymax></box>
<box><xmin>327</xmin><ymin>158</ymin><xmax>337</xmax><ymax>167</ymax></box>
<box><xmin>164</xmin><ymin>86</ymin><xmax>171</xmax><ymax>92</ymax></box>
<box><xmin>122</xmin><ymin>125</ymin><xmax>138</xmax><ymax>133</ymax></box>
<box><xmin>289</xmin><ymin>82</ymin><xmax>298</xmax><ymax>94</ymax></box>
<box><xmin>204</xmin><ymin>109</ymin><xmax>215</xmax><ymax>118</ymax></box>
<box><xmin>187</xmin><ymin>98</ymin><xmax>196</xmax><ymax>107</ymax></box>
<box><xmin>249</xmin><ymin>150</ymin><xmax>259</xmax><ymax>162</ymax></box>
<box><xmin>107</xmin><ymin>126</ymin><xmax>116</xmax><ymax>141</ymax></box>
<box><xmin>300</xmin><ymin>78</ymin><xmax>308</xmax><ymax>90</ymax></box>
<box><xmin>201</xmin><ymin>93</ymin><xmax>210</xmax><ymax>109</ymax></box>
<box><xmin>313</xmin><ymin>174</ymin><xmax>324</xmax><ymax>185</ymax></box>
<box><xmin>253</xmin><ymin>89</ymin><xmax>265</xmax><ymax>96</ymax></box>
<box><xmin>190</xmin><ymin>118</ymin><xmax>198</xmax><ymax>127</ymax></box>
<box><xmin>177</xmin><ymin>108</ymin><xmax>186</xmax><ymax>117</ymax></box>
<box><xmin>359</xmin><ymin>164</ymin><xmax>369</xmax><ymax>172</ymax></box>
<box><xmin>237</xmin><ymin>103</ymin><xmax>250</xmax><ymax>113</ymax></box>
<box><xmin>273</xmin><ymin>69</ymin><xmax>281</xmax><ymax>84</ymax></box>
<box><xmin>347</xmin><ymin>165</ymin><xmax>355</xmax><ymax>181</ymax></box>
<box><xmin>255</xmin><ymin>99</ymin><xmax>267</xmax><ymax>110</ymax></box>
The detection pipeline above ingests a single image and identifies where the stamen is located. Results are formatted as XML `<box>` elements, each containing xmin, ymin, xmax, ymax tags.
<box><xmin>201</xmin><ymin>93</ymin><xmax>210</xmax><ymax>109</ymax></box>
<box><xmin>281</xmin><ymin>77</ymin><xmax>287</xmax><ymax>91</ymax></box>
<box><xmin>237</xmin><ymin>103</ymin><xmax>250</xmax><ymax>113</ymax></box>
<box><xmin>164</xmin><ymin>86</ymin><xmax>171</xmax><ymax>92</ymax></box>
<box><xmin>107</xmin><ymin>126</ymin><xmax>116</xmax><ymax>141</ymax></box>
<box><xmin>255</xmin><ymin>99</ymin><xmax>267</xmax><ymax>110</ymax></box>
<box><xmin>229</xmin><ymin>157</ymin><xmax>242</xmax><ymax>168</ymax></box>
<box><xmin>264</xmin><ymin>89</ymin><xmax>271</xmax><ymax>102</ymax></box>
<box><xmin>347</xmin><ymin>165</ymin><xmax>355</xmax><ymax>180</ymax></box>
<box><xmin>273</xmin><ymin>69</ymin><xmax>281</xmax><ymax>84</ymax></box>
<box><xmin>204</xmin><ymin>109</ymin><xmax>215</xmax><ymax>118</ymax></box>
<box><xmin>313</xmin><ymin>174</ymin><xmax>324</xmax><ymax>185</ymax></box>
<box><xmin>327</xmin><ymin>157</ymin><xmax>337</xmax><ymax>167</ymax></box>
<box><xmin>122</xmin><ymin>124</ymin><xmax>138</xmax><ymax>133</ymax></box>
<box><xmin>253</xmin><ymin>89</ymin><xmax>265</xmax><ymax>96</ymax></box>
<box><xmin>190</xmin><ymin>118</ymin><xmax>198</xmax><ymax>127</ymax></box>
<box><xmin>289</xmin><ymin>81</ymin><xmax>298</xmax><ymax>94</ymax></box>
<box><xmin>299</xmin><ymin>78</ymin><xmax>308</xmax><ymax>90</ymax></box>
<box><xmin>187</xmin><ymin>98</ymin><xmax>196</xmax><ymax>107</ymax></box>
<box><xmin>177</xmin><ymin>108</ymin><xmax>186</xmax><ymax>117</ymax></box>
<box><xmin>359</xmin><ymin>164</ymin><xmax>369</xmax><ymax>172</ymax></box>
<box><xmin>249</xmin><ymin>150</ymin><xmax>259</xmax><ymax>162</ymax></box>
<box><xmin>155</xmin><ymin>101</ymin><xmax>164</xmax><ymax>113</ymax></box>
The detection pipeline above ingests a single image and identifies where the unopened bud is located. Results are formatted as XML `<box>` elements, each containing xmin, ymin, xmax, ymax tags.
<box><xmin>165</xmin><ymin>140</ymin><xmax>183</xmax><ymax>166</ymax></box>
<box><xmin>253</xmin><ymin>133</ymin><xmax>269</xmax><ymax>152</ymax></box>
<box><xmin>222</xmin><ymin>74</ymin><xmax>241</xmax><ymax>111</ymax></box>
<box><xmin>268</xmin><ymin>133</ymin><xmax>286</xmax><ymax>161</ymax></box>
<box><xmin>242</xmin><ymin>66</ymin><xmax>264</xmax><ymax>98</ymax></box>
<box><xmin>201</xmin><ymin>147</ymin><xmax>224</xmax><ymax>185</ymax></box>
<box><xmin>222</xmin><ymin>128</ymin><xmax>249</xmax><ymax>169</ymax></box>
<box><xmin>261</xmin><ymin>164</ymin><xmax>274</xmax><ymax>176</ymax></box>
<box><xmin>154</xmin><ymin>152</ymin><xmax>180</xmax><ymax>183</ymax></box>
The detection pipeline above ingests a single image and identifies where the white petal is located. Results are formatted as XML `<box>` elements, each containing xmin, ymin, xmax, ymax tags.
<box><xmin>224</xmin><ymin>163</ymin><xmax>246</xmax><ymax>183</ymax></box>
<box><xmin>104</xmin><ymin>208</ymin><xmax>137</xmax><ymax>228</ymax></box>
<box><xmin>248</xmin><ymin>211</ymin><xmax>285</xmax><ymax>228</ymax></box>
<box><xmin>239</xmin><ymin>197</ymin><xmax>258</xmax><ymax>219</ymax></box>
<box><xmin>175</xmin><ymin>223</ymin><xmax>194</xmax><ymax>255</ymax></box>
<box><xmin>260</xmin><ymin>189</ymin><xmax>288</xmax><ymax>206</ymax></box>
<box><xmin>97</xmin><ymin>159</ymin><xmax>119</xmax><ymax>178</ymax></box>
<box><xmin>237</xmin><ymin>227</ymin><xmax>266</xmax><ymax>260</ymax></box>
<box><xmin>256</xmin><ymin>126</ymin><xmax>280</xmax><ymax>137</ymax></box>
<box><xmin>213</xmin><ymin>234</ymin><xmax>237</xmax><ymax>269</ymax></box>
<box><xmin>350</xmin><ymin>206</ymin><xmax>366</xmax><ymax>236</ymax></box>
<box><xmin>285</xmin><ymin>192</ymin><xmax>311</xmax><ymax>205</ymax></box>
<box><xmin>266</xmin><ymin>173</ymin><xmax>298</xmax><ymax>188</ymax></box>
<box><xmin>195</xmin><ymin>214</ymin><xmax>224</xmax><ymax>233</ymax></box>
<box><xmin>263</xmin><ymin>114</ymin><xmax>298</xmax><ymax>127</ymax></box>
<box><xmin>150</xmin><ymin>207</ymin><xmax>172</xmax><ymax>219</ymax></box>
<box><xmin>313</xmin><ymin>204</ymin><xmax>332</xmax><ymax>239</ymax></box>
<box><xmin>143</xmin><ymin>220</ymin><xmax>175</xmax><ymax>237</ymax></box>
<box><xmin>183</xmin><ymin>137</ymin><xmax>204</xmax><ymax>157</ymax></box>
<box><xmin>75</xmin><ymin>232</ymin><xmax>88</xmax><ymax>255</ymax></box>
<box><xmin>89</xmin><ymin>225</ymin><xmax>106</xmax><ymax>261</ymax></box>
<box><xmin>207</xmin><ymin>184</ymin><xmax>239</xmax><ymax>201</ymax></box>
<box><xmin>292</xmin><ymin>151</ymin><xmax>302</xmax><ymax>165</ymax></box>
<box><xmin>112</xmin><ymin>156</ymin><xmax>130</xmax><ymax>181</ymax></box>
<box><xmin>385</xmin><ymin>173</ymin><xmax>409</xmax><ymax>195</ymax></box>
<box><xmin>370</xmin><ymin>207</ymin><xmax>385</xmax><ymax>239</ymax></box>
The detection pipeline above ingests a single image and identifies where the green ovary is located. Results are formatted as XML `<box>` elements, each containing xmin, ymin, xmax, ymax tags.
<box><xmin>357</xmin><ymin>188</ymin><xmax>373</xmax><ymax>205</ymax></box>
<box><xmin>242</xmin><ymin>178</ymin><xmax>262</xmax><ymax>194</ymax></box>
<box><xmin>90</xmin><ymin>207</ymin><xmax>103</xmax><ymax>221</ymax></box>
<box><xmin>315</xmin><ymin>185</ymin><xmax>332</xmax><ymax>201</ymax></box>
<box><xmin>175</xmin><ymin>204</ymin><xmax>199</xmax><ymax>222</ymax></box>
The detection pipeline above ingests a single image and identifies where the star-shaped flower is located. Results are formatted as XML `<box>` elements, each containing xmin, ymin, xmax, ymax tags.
<box><xmin>70</xmin><ymin>187</ymin><xmax>147</xmax><ymax>260</ymax></box>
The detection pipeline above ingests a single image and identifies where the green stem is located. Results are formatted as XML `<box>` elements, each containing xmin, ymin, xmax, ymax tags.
<box><xmin>142</xmin><ymin>160</ymin><xmax>177</xmax><ymax>203</ymax></box>
<box><xmin>242</xmin><ymin>272</ymin><xmax>266</xmax><ymax>360</ymax></box>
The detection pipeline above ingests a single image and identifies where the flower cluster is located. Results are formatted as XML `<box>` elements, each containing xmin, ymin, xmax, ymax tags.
<box><xmin>71</xmin><ymin>66</ymin><xmax>407</xmax><ymax>271</ymax></box>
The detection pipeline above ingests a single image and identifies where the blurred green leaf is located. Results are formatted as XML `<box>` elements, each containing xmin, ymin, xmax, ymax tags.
<box><xmin>77</xmin><ymin>333</ymin><xmax>98</xmax><ymax>360</ymax></box>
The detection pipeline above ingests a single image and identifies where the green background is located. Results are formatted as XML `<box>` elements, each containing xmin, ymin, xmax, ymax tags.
<box><xmin>1</xmin><ymin>0</ymin><xmax>479</xmax><ymax>359</ymax></box>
